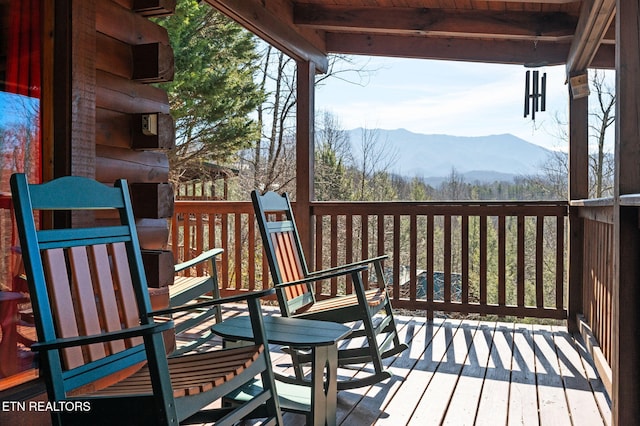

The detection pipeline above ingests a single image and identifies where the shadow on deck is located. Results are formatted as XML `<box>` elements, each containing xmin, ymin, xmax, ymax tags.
<box><xmin>176</xmin><ymin>304</ymin><xmax>611</xmax><ymax>426</ymax></box>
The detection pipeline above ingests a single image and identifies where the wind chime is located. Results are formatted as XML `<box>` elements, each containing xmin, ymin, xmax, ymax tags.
<box><xmin>524</xmin><ymin>69</ymin><xmax>546</xmax><ymax>120</ymax></box>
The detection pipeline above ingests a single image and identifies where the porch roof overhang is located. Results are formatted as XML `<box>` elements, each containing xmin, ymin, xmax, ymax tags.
<box><xmin>205</xmin><ymin>0</ymin><xmax>616</xmax><ymax>75</ymax></box>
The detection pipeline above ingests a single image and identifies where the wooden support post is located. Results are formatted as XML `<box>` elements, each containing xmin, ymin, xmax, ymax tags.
<box><xmin>612</xmin><ymin>1</ymin><xmax>640</xmax><ymax>423</ymax></box>
<box><xmin>567</xmin><ymin>84</ymin><xmax>589</xmax><ymax>333</ymax></box>
<box><xmin>295</xmin><ymin>60</ymin><xmax>315</xmax><ymax>263</ymax></box>
<box><xmin>70</xmin><ymin>0</ymin><xmax>96</xmax><ymax>179</ymax></box>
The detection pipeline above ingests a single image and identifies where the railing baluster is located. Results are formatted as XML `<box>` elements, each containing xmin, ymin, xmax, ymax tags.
<box><xmin>248</xmin><ymin>211</ymin><xmax>256</xmax><ymax>291</ymax></box>
<box><xmin>479</xmin><ymin>215</ymin><xmax>487</xmax><ymax>306</ymax></box>
<box><xmin>535</xmin><ymin>216</ymin><xmax>544</xmax><ymax>308</ymax></box>
<box><xmin>461</xmin><ymin>215</ymin><xmax>469</xmax><ymax>305</ymax></box>
<box><xmin>444</xmin><ymin>215</ymin><xmax>451</xmax><ymax>304</ymax></box>
<box><xmin>330</xmin><ymin>214</ymin><xmax>338</xmax><ymax>296</ymax></box>
<box><xmin>361</xmin><ymin>214</ymin><xmax>369</xmax><ymax>286</ymax></box>
<box><xmin>195</xmin><ymin>214</ymin><xmax>204</xmax><ymax>275</ymax></box>
<box><xmin>517</xmin><ymin>215</ymin><xmax>525</xmax><ymax>308</ymax></box>
<box><xmin>393</xmin><ymin>214</ymin><xmax>401</xmax><ymax>301</ymax></box>
<box><xmin>315</xmin><ymin>214</ymin><xmax>323</xmax><ymax>295</ymax></box>
<box><xmin>233</xmin><ymin>213</ymin><xmax>242</xmax><ymax>290</ymax></box>
<box><xmin>426</xmin><ymin>214</ymin><xmax>434</xmax><ymax>321</ymax></box>
<box><xmin>409</xmin><ymin>214</ymin><xmax>418</xmax><ymax>302</ymax></box>
<box><xmin>555</xmin><ymin>215</ymin><xmax>564</xmax><ymax>312</ymax></box>
<box><xmin>498</xmin><ymin>215</ymin><xmax>506</xmax><ymax>306</ymax></box>
<box><xmin>377</xmin><ymin>214</ymin><xmax>385</xmax><ymax>258</ymax></box>
<box><xmin>210</xmin><ymin>211</ymin><xmax>217</xmax><ymax>279</ymax></box>
<box><xmin>345</xmin><ymin>214</ymin><xmax>353</xmax><ymax>294</ymax></box>
<box><xmin>221</xmin><ymin>211</ymin><xmax>229</xmax><ymax>288</ymax></box>
<box><xmin>184</xmin><ymin>212</ymin><xmax>192</xmax><ymax>261</ymax></box>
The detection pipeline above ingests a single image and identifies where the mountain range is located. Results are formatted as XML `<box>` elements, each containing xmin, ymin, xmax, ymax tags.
<box><xmin>346</xmin><ymin>128</ymin><xmax>555</xmax><ymax>185</ymax></box>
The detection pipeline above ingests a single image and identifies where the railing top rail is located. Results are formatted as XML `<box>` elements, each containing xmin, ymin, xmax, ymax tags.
<box><xmin>620</xmin><ymin>194</ymin><xmax>640</xmax><ymax>206</ymax></box>
<box><xmin>311</xmin><ymin>200</ymin><xmax>568</xmax><ymax>207</ymax></box>
<box><xmin>311</xmin><ymin>201</ymin><xmax>568</xmax><ymax>216</ymax></box>
<box><xmin>174</xmin><ymin>201</ymin><xmax>254</xmax><ymax>214</ymax></box>
<box><xmin>570</xmin><ymin>197</ymin><xmax>614</xmax><ymax>207</ymax></box>
<box><xmin>174</xmin><ymin>199</ymin><xmax>569</xmax><ymax>216</ymax></box>
<box><xmin>571</xmin><ymin>194</ymin><xmax>640</xmax><ymax>207</ymax></box>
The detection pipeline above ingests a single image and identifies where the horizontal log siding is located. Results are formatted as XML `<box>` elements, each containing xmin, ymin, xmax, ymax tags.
<box><xmin>172</xmin><ymin>200</ymin><xmax>568</xmax><ymax>320</ymax></box>
<box><xmin>580</xmin><ymin>208</ymin><xmax>614</xmax><ymax>366</ymax></box>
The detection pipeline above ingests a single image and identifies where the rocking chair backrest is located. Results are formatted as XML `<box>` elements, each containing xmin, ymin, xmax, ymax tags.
<box><xmin>10</xmin><ymin>174</ymin><xmax>155</xmax><ymax>397</ymax></box>
<box><xmin>251</xmin><ymin>190</ymin><xmax>315</xmax><ymax>315</ymax></box>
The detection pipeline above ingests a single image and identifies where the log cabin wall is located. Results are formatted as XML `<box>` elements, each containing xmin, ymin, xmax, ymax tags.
<box><xmin>92</xmin><ymin>0</ymin><xmax>177</xmax><ymax>289</ymax></box>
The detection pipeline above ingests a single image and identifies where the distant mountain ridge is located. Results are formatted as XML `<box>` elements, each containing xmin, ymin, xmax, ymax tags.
<box><xmin>346</xmin><ymin>128</ymin><xmax>555</xmax><ymax>184</ymax></box>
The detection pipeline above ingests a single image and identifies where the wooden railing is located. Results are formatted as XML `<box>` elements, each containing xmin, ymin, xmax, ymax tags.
<box><xmin>172</xmin><ymin>200</ymin><xmax>568</xmax><ymax>320</ymax></box>
<box><xmin>311</xmin><ymin>201</ymin><xmax>568</xmax><ymax>320</ymax></box>
<box><xmin>576</xmin><ymin>199</ymin><xmax>614</xmax><ymax>368</ymax></box>
<box><xmin>171</xmin><ymin>201</ymin><xmax>261</xmax><ymax>294</ymax></box>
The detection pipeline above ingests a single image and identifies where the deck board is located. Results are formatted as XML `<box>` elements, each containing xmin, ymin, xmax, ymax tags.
<box><xmin>337</xmin><ymin>317</ymin><xmax>428</xmax><ymax>425</ymax></box>
<box><xmin>534</xmin><ymin>324</ymin><xmax>573</xmax><ymax>425</ymax></box>
<box><xmin>553</xmin><ymin>325</ymin><xmax>607</xmax><ymax>426</ymax></box>
<box><xmin>475</xmin><ymin>322</ymin><xmax>514</xmax><ymax>425</ymax></box>
<box><xmin>508</xmin><ymin>323</ymin><xmax>539</xmax><ymax>425</ymax></box>
<box><xmin>410</xmin><ymin>319</ymin><xmax>481</xmax><ymax>425</ymax></box>
<box><xmin>188</xmin><ymin>305</ymin><xmax>610</xmax><ymax>426</ymax></box>
<box><xmin>375</xmin><ymin>318</ymin><xmax>460</xmax><ymax>425</ymax></box>
<box><xmin>442</xmin><ymin>321</ymin><xmax>495</xmax><ymax>426</ymax></box>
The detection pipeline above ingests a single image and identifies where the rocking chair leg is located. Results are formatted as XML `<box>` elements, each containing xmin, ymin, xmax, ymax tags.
<box><xmin>352</xmin><ymin>273</ymin><xmax>386</xmax><ymax>376</ymax></box>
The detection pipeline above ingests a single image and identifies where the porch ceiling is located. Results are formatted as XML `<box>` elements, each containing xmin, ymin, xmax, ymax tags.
<box><xmin>205</xmin><ymin>0</ymin><xmax>615</xmax><ymax>74</ymax></box>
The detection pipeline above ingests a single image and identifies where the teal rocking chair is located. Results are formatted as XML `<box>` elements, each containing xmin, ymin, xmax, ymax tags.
<box><xmin>252</xmin><ymin>190</ymin><xmax>408</xmax><ymax>390</ymax></box>
<box><xmin>11</xmin><ymin>174</ymin><xmax>282</xmax><ymax>426</ymax></box>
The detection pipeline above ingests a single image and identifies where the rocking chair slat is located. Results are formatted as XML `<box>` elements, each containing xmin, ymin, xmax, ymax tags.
<box><xmin>43</xmin><ymin>249</ymin><xmax>86</xmax><ymax>370</ymax></box>
<box><xmin>108</xmin><ymin>242</ymin><xmax>143</xmax><ymax>347</ymax></box>
<box><xmin>68</xmin><ymin>246</ymin><xmax>108</xmax><ymax>362</ymax></box>
<box><xmin>88</xmin><ymin>244</ymin><xmax>127</xmax><ymax>355</ymax></box>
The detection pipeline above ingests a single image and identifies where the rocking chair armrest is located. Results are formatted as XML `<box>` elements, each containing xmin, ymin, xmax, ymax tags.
<box><xmin>31</xmin><ymin>321</ymin><xmax>175</xmax><ymax>352</ymax></box>
<box><xmin>174</xmin><ymin>248</ymin><xmax>224</xmax><ymax>273</ymax></box>
<box><xmin>275</xmin><ymin>265</ymin><xmax>368</xmax><ymax>289</ymax></box>
<box><xmin>307</xmin><ymin>255</ymin><xmax>389</xmax><ymax>277</ymax></box>
<box><xmin>150</xmin><ymin>288</ymin><xmax>276</xmax><ymax>317</ymax></box>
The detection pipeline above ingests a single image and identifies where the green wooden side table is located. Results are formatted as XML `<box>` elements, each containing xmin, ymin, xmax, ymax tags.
<box><xmin>212</xmin><ymin>315</ymin><xmax>351</xmax><ymax>426</ymax></box>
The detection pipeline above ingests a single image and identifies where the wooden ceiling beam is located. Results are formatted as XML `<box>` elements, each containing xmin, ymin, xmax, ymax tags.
<box><xmin>204</xmin><ymin>0</ymin><xmax>328</xmax><ymax>73</ymax></box>
<box><xmin>326</xmin><ymin>33</ymin><xmax>573</xmax><ymax>66</ymax></box>
<box><xmin>566</xmin><ymin>0</ymin><xmax>615</xmax><ymax>74</ymax></box>
<box><xmin>295</xmin><ymin>5</ymin><xmax>577</xmax><ymax>41</ymax></box>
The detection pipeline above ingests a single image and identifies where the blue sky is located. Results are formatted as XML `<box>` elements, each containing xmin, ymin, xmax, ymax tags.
<box><xmin>315</xmin><ymin>56</ymin><xmax>572</xmax><ymax>151</ymax></box>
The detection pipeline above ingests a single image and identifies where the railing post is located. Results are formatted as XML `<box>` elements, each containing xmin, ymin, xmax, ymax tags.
<box><xmin>567</xmin><ymin>75</ymin><xmax>589</xmax><ymax>333</ymax></box>
<box><xmin>612</xmin><ymin>1</ymin><xmax>640</xmax><ymax>422</ymax></box>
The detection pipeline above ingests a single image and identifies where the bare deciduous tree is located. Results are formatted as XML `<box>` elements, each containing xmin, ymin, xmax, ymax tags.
<box><xmin>351</xmin><ymin>127</ymin><xmax>398</xmax><ymax>201</ymax></box>
<box><xmin>236</xmin><ymin>47</ymin><xmax>377</xmax><ymax>199</ymax></box>
<box><xmin>589</xmin><ymin>70</ymin><xmax>615</xmax><ymax>198</ymax></box>
<box><xmin>315</xmin><ymin>111</ymin><xmax>352</xmax><ymax>200</ymax></box>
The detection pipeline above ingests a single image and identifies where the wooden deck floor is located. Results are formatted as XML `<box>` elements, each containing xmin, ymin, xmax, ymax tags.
<box><xmin>177</xmin><ymin>304</ymin><xmax>611</xmax><ymax>426</ymax></box>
